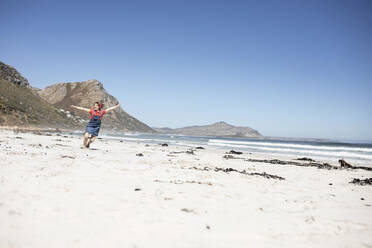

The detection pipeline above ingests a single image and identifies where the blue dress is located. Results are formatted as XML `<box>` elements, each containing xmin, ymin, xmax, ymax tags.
<box><xmin>85</xmin><ymin>112</ymin><xmax>102</xmax><ymax>136</ymax></box>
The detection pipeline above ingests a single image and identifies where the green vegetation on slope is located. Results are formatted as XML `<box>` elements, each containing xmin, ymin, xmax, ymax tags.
<box><xmin>0</xmin><ymin>80</ymin><xmax>80</xmax><ymax>128</ymax></box>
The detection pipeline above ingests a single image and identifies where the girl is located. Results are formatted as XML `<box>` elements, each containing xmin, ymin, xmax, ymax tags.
<box><xmin>71</xmin><ymin>102</ymin><xmax>120</xmax><ymax>148</ymax></box>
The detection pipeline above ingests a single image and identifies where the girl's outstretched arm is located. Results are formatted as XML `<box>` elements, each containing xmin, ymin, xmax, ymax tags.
<box><xmin>71</xmin><ymin>105</ymin><xmax>90</xmax><ymax>112</ymax></box>
<box><xmin>105</xmin><ymin>104</ymin><xmax>120</xmax><ymax>112</ymax></box>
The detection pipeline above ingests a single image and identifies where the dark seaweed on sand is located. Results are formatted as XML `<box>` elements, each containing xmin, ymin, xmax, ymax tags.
<box><xmin>223</xmin><ymin>155</ymin><xmax>372</xmax><ymax>172</ymax></box>
<box><xmin>189</xmin><ymin>166</ymin><xmax>285</xmax><ymax>180</ymax></box>
<box><xmin>349</xmin><ymin>178</ymin><xmax>372</xmax><ymax>186</ymax></box>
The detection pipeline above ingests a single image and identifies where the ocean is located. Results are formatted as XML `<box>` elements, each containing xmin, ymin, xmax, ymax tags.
<box><xmin>97</xmin><ymin>132</ymin><xmax>372</xmax><ymax>165</ymax></box>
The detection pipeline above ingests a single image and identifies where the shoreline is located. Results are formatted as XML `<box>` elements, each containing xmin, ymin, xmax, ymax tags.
<box><xmin>1</xmin><ymin>130</ymin><xmax>372</xmax><ymax>247</ymax></box>
<box><xmin>3</xmin><ymin>126</ymin><xmax>372</xmax><ymax>167</ymax></box>
<box><xmin>4</xmin><ymin>126</ymin><xmax>372</xmax><ymax>166</ymax></box>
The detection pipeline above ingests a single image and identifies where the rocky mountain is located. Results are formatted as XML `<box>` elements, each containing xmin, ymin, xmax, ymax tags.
<box><xmin>154</xmin><ymin>121</ymin><xmax>262</xmax><ymax>138</ymax></box>
<box><xmin>0</xmin><ymin>62</ymin><xmax>80</xmax><ymax>128</ymax></box>
<box><xmin>0</xmin><ymin>61</ymin><xmax>154</xmax><ymax>132</ymax></box>
<box><xmin>0</xmin><ymin>61</ymin><xmax>30</xmax><ymax>87</ymax></box>
<box><xmin>37</xmin><ymin>80</ymin><xmax>154</xmax><ymax>132</ymax></box>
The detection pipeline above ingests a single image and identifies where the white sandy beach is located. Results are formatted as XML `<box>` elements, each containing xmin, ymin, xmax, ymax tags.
<box><xmin>0</xmin><ymin>130</ymin><xmax>371</xmax><ymax>248</ymax></box>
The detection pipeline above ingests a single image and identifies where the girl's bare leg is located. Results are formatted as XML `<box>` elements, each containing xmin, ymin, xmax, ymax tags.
<box><xmin>86</xmin><ymin>136</ymin><xmax>96</xmax><ymax>148</ymax></box>
<box><xmin>83</xmin><ymin>133</ymin><xmax>90</xmax><ymax>148</ymax></box>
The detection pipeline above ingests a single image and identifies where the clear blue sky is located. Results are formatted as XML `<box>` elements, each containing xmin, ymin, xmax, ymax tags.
<box><xmin>1</xmin><ymin>0</ymin><xmax>371</xmax><ymax>140</ymax></box>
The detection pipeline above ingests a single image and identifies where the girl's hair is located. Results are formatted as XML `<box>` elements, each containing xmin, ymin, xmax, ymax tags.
<box><xmin>94</xmin><ymin>101</ymin><xmax>103</xmax><ymax>110</ymax></box>
<box><xmin>95</xmin><ymin>101</ymin><xmax>104</xmax><ymax>110</ymax></box>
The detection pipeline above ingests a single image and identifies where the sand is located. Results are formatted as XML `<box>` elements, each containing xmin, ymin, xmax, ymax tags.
<box><xmin>0</xmin><ymin>130</ymin><xmax>371</xmax><ymax>248</ymax></box>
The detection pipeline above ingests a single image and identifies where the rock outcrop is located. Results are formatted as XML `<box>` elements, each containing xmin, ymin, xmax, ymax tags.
<box><xmin>154</xmin><ymin>121</ymin><xmax>262</xmax><ymax>138</ymax></box>
<box><xmin>37</xmin><ymin>80</ymin><xmax>154</xmax><ymax>132</ymax></box>
<box><xmin>0</xmin><ymin>62</ymin><xmax>154</xmax><ymax>132</ymax></box>
<box><xmin>0</xmin><ymin>79</ymin><xmax>81</xmax><ymax>128</ymax></box>
<box><xmin>0</xmin><ymin>61</ymin><xmax>30</xmax><ymax>87</ymax></box>
<box><xmin>0</xmin><ymin>61</ymin><xmax>81</xmax><ymax>128</ymax></box>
